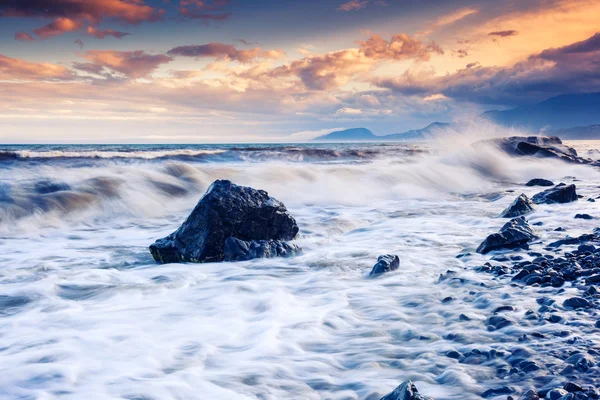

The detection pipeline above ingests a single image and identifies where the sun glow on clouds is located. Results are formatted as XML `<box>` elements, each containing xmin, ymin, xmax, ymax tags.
<box><xmin>0</xmin><ymin>0</ymin><xmax>598</xmax><ymax>141</ymax></box>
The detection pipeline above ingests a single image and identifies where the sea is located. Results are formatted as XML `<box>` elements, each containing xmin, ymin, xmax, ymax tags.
<box><xmin>1</xmin><ymin>138</ymin><xmax>600</xmax><ymax>399</ymax></box>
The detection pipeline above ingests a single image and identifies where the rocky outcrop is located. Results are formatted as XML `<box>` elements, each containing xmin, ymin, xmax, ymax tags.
<box><xmin>484</xmin><ymin>136</ymin><xmax>585</xmax><ymax>164</ymax></box>
<box><xmin>532</xmin><ymin>183</ymin><xmax>577</xmax><ymax>204</ymax></box>
<box><xmin>477</xmin><ymin>217</ymin><xmax>538</xmax><ymax>254</ymax></box>
<box><xmin>149</xmin><ymin>180</ymin><xmax>300</xmax><ymax>264</ymax></box>
<box><xmin>380</xmin><ymin>381</ymin><xmax>434</xmax><ymax>400</ymax></box>
<box><xmin>525</xmin><ymin>178</ymin><xmax>554</xmax><ymax>187</ymax></box>
<box><xmin>370</xmin><ymin>254</ymin><xmax>400</xmax><ymax>276</ymax></box>
<box><xmin>223</xmin><ymin>237</ymin><xmax>301</xmax><ymax>261</ymax></box>
<box><xmin>499</xmin><ymin>194</ymin><xmax>535</xmax><ymax>218</ymax></box>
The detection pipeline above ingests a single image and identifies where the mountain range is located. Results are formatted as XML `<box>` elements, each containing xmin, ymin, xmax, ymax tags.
<box><xmin>313</xmin><ymin>92</ymin><xmax>600</xmax><ymax>141</ymax></box>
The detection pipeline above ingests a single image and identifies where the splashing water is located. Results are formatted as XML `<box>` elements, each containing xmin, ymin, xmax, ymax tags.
<box><xmin>1</xmin><ymin>136</ymin><xmax>600</xmax><ymax>399</ymax></box>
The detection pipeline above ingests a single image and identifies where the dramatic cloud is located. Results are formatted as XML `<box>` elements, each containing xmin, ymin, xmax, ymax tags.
<box><xmin>1</xmin><ymin>0</ymin><xmax>164</xmax><ymax>39</ymax></box>
<box><xmin>87</xmin><ymin>26</ymin><xmax>130</xmax><ymax>39</ymax></box>
<box><xmin>488</xmin><ymin>30</ymin><xmax>518</xmax><ymax>37</ymax></box>
<box><xmin>75</xmin><ymin>50</ymin><xmax>173</xmax><ymax>79</ymax></box>
<box><xmin>167</xmin><ymin>43</ymin><xmax>285</xmax><ymax>63</ymax></box>
<box><xmin>374</xmin><ymin>32</ymin><xmax>600</xmax><ymax>105</ymax></box>
<box><xmin>0</xmin><ymin>54</ymin><xmax>73</xmax><ymax>80</ymax></box>
<box><xmin>359</xmin><ymin>33</ymin><xmax>444</xmax><ymax>61</ymax></box>
<box><xmin>178</xmin><ymin>0</ymin><xmax>231</xmax><ymax>20</ymax></box>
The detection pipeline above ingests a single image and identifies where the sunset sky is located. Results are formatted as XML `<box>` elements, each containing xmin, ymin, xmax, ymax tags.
<box><xmin>0</xmin><ymin>0</ymin><xmax>599</xmax><ymax>143</ymax></box>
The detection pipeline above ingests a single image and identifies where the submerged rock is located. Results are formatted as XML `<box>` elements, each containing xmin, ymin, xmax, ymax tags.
<box><xmin>370</xmin><ymin>254</ymin><xmax>400</xmax><ymax>276</ymax></box>
<box><xmin>532</xmin><ymin>183</ymin><xmax>577</xmax><ymax>204</ymax></box>
<box><xmin>149</xmin><ymin>180</ymin><xmax>299</xmax><ymax>264</ymax></box>
<box><xmin>500</xmin><ymin>194</ymin><xmax>535</xmax><ymax>218</ymax></box>
<box><xmin>380</xmin><ymin>381</ymin><xmax>434</xmax><ymax>400</ymax></box>
<box><xmin>477</xmin><ymin>217</ymin><xmax>538</xmax><ymax>254</ymax></box>
<box><xmin>526</xmin><ymin>178</ymin><xmax>554</xmax><ymax>187</ymax></box>
<box><xmin>223</xmin><ymin>237</ymin><xmax>301</xmax><ymax>261</ymax></box>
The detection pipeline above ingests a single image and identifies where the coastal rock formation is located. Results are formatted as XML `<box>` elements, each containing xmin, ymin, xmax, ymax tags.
<box><xmin>370</xmin><ymin>254</ymin><xmax>400</xmax><ymax>276</ymax></box>
<box><xmin>223</xmin><ymin>237</ymin><xmax>301</xmax><ymax>261</ymax></box>
<box><xmin>477</xmin><ymin>217</ymin><xmax>538</xmax><ymax>254</ymax></box>
<box><xmin>149</xmin><ymin>180</ymin><xmax>299</xmax><ymax>263</ymax></box>
<box><xmin>484</xmin><ymin>136</ymin><xmax>584</xmax><ymax>163</ymax></box>
<box><xmin>499</xmin><ymin>194</ymin><xmax>535</xmax><ymax>218</ymax></box>
<box><xmin>532</xmin><ymin>183</ymin><xmax>578</xmax><ymax>204</ymax></box>
<box><xmin>526</xmin><ymin>178</ymin><xmax>554</xmax><ymax>187</ymax></box>
<box><xmin>380</xmin><ymin>381</ymin><xmax>434</xmax><ymax>400</ymax></box>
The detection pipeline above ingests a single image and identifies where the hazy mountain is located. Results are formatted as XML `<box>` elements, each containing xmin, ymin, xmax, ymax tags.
<box><xmin>312</xmin><ymin>128</ymin><xmax>378</xmax><ymax>141</ymax></box>
<box><xmin>481</xmin><ymin>92</ymin><xmax>600</xmax><ymax>130</ymax></box>
<box><xmin>548</xmin><ymin>125</ymin><xmax>600</xmax><ymax>140</ymax></box>
<box><xmin>313</xmin><ymin>92</ymin><xmax>600</xmax><ymax>142</ymax></box>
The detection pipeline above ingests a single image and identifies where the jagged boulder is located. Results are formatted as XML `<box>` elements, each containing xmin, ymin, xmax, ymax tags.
<box><xmin>532</xmin><ymin>183</ymin><xmax>577</xmax><ymax>204</ymax></box>
<box><xmin>380</xmin><ymin>381</ymin><xmax>434</xmax><ymax>400</ymax></box>
<box><xmin>477</xmin><ymin>217</ymin><xmax>538</xmax><ymax>254</ymax></box>
<box><xmin>370</xmin><ymin>254</ymin><xmax>400</xmax><ymax>276</ymax></box>
<box><xmin>525</xmin><ymin>178</ymin><xmax>554</xmax><ymax>187</ymax></box>
<box><xmin>499</xmin><ymin>194</ymin><xmax>535</xmax><ymax>218</ymax></box>
<box><xmin>149</xmin><ymin>180</ymin><xmax>299</xmax><ymax>263</ymax></box>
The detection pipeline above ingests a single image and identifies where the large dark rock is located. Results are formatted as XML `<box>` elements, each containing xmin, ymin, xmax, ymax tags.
<box><xmin>477</xmin><ymin>217</ymin><xmax>538</xmax><ymax>254</ymax></box>
<box><xmin>380</xmin><ymin>381</ymin><xmax>434</xmax><ymax>400</ymax></box>
<box><xmin>149</xmin><ymin>180</ymin><xmax>299</xmax><ymax>264</ymax></box>
<box><xmin>532</xmin><ymin>183</ymin><xmax>577</xmax><ymax>204</ymax></box>
<box><xmin>483</xmin><ymin>136</ymin><xmax>585</xmax><ymax>163</ymax></box>
<box><xmin>223</xmin><ymin>237</ymin><xmax>301</xmax><ymax>261</ymax></box>
<box><xmin>525</xmin><ymin>178</ymin><xmax>554</xmax><ymax>187</ymax></box>
<box><xmin>370</xmin><ymin>254</ymin><xmax>400</xmax><ymax>276</ymax></box>
<box><xmin>499</xmin><ymin>194</ymin><xmax>535</xmax><ymax>218</ymax></box>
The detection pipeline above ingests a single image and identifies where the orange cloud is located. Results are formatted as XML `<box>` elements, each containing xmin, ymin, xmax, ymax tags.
<box><xmin>76</xmin><ymin>50</ymin><xmax>173</xmax><ymax>79</ymax></box>
<box><xmin>33</xmin><ymin>17</ymin><xmax>83</xmax><ymax>39</ymax></box>
<box><xmin>359</xmin><ymin>33</ymin><xmax>444</xmax><ymax>61</ymax></box>
<box><xmin>167</xmin><ymin>43</ymin><xmax>285</xmax><ymax>63</ymax></box>
<box><xmin>0</xmin><ymin>54</ymin><xmax>73</xmax><ymax>81</ymax></box>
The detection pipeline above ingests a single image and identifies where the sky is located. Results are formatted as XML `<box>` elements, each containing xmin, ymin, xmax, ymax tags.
<box><xmin>0</xmin><ymin>0</ymin><xmax>598</xmax><ymax>143</ymax></box>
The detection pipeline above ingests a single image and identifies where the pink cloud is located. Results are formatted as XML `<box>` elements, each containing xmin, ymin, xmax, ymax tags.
<box><xmin>337</xmin><ymin>0</ymin><xmax>369</xmax><ymax>12</ymax></box>
<box><xmin>33</xmin><ymin>17</ymin><xmax>83</xmax><ymax>39</ymax></box>
<box><xmin>0</xmin><ymin>53</ymin><xmax>73</xmax><ymax>80</ymax></box>
<box><xmin>76</xmin><ymin>50</ymin><xmax>173</xmax><ymax>79</ymax></box>
<box><xmin>167</xmin><ymin>43</ymin><xmax>285</xmax><ymax>63</ymax></box>
<box><xmin>87</xmin><ymin>26</ymin><xmax>131</xmax><ymax>39</ymax></box>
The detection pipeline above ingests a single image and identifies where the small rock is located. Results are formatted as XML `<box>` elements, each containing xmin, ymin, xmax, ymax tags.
<box><xmin>380</xmin><ymin>380</ymin><xmax>434</xmax><ymax>400</ymax></box>
<box><xmin>500</xmin><ymin>194</ymin><xmax>535</xmax><ymax>218</ymax></box>
<box><xmin>477</xmin><ymin>217</ymin><xmax>538</xmax><ymax>254</ymax></box>
<box><xmin>482</xmin><ymin>386</ymin><xmax>514</xmax><ymax>398</ymax></box>
<box><xmin>519</xmin><ymin>390</ymin><xmax>540</xmax><ymax>400</ymax></box>
<box><xmin>575</xmin><ymin>214</ymin><xmax>593</xmax><ymax>220</ymax></box>
<box><xmin>547</xmin><ymin>389</ymin><xmax>569</xmax><ymax>400</ymax></box>
<box><xmin>486</xmin><ymin>315</ymin><xmax>513</xmax><ymax>330</ymax></box>
<box><xmin>532</xmin><ymin>183</ymin><xmax>578</xmax><ymax>205</ymax></box>
<box><xmin>370</xmin><ymin>254</ymin><xmax>400</xmax><ymax>276</ymax></box>
<box><xmin>526</xmin><ymin>178</ymin><xmax>555</xmax><ymax>187</ymax></box>
<box><xmin>563</xmin><ymin>383</ymin><xmax>583</xmax><ymax>393</ymax></box>
<box><xmin>563</xmin><ymin>297</ymin><xmax>592</xmax><ymax>309</ymax></box>
<box><xmin>445</xmin><ymin>350</ymin><xmax>461</xmax><ymax>359</ymax></box>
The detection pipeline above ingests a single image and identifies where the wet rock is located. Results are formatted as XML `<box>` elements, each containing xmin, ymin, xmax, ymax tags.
<box><xmin>563</xmin><ymin>383</ymin><xmax>584</xmax><ymax>393</ymax></box>
<box><xmin>370</xmin><ymin>254</ymin><xmax>400</xmax><ymax>276</ymax></box>
<box><xmin>526</xmin><ymin>178</ymin><xmax>555</xmax><ymax>187</ymax></box>
<box><xmin>482</xmin><ymin>386</ymin><xmax>514</xmax><ymax>398</ymax></box>
<box><xmin>563</xmin><ymin>297</ymin><xmax>592</xmax><ymax>309</ymax></box>
<box><xmin>477</xmin><ymin>217</ymin><xmax>538</xmax><ymax>254</ymax></box>
<box><xmin>223</xmin><ymin>237</ymin><xmax>301</xmax><ymax>261</ymax></box>
<box><xmin>519</xmin><ymin>390</ymin><xmax>540</xmax><ymax>400</ymax></box>
<box><xmin>532</xmin><ymin>183</ymin><xmax>578</xmax><ymax>205</ymax></box>
<box><xmin>547</xmin><ymin>389</ymin><xmax>569</xmax><ymax>400</ymax></box>
<box><xmin>149</xmin><ymin>180</ymin><xmax>299</xmax><ymax>264</ymax></box>
<box><xmin>445</xmin><ymin>350</ymin><xmax>461</xmax><ymax>359</ymax></box>
<box><xmin>500</xmin><ymin>194</ymin><xmax>536</xmax><ymax>218</ymax></box>
<box><xmin>483</xmin><ymin>136</ymin><xmax>583</xmax><ymax>164</ymax></box>
<box><xmin>380</xmin><ymin>380</ymin><xmax>434</xmax><ymax>400</ymax></box>
<box><xmin>486</xmin><ymin>315</ymin><xmax>514</xmax><ymax>330</ymax></box>
<box><xmin>575</xmin><ymin>214</ymin><xmax>593</xmax><ymax>220</ymax></box>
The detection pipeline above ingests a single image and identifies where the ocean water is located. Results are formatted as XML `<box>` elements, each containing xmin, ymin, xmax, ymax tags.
<box><xmin>1</xmin><ymin>138</ymin><xmax>600</xmax><ymax>399</ymax></box>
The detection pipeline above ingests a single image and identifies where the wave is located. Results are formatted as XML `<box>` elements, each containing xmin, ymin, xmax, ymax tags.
<box><xmin>1</xmin><ymin>138</ymin><xmax>597</xmax><ymax>231</ymax></box>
